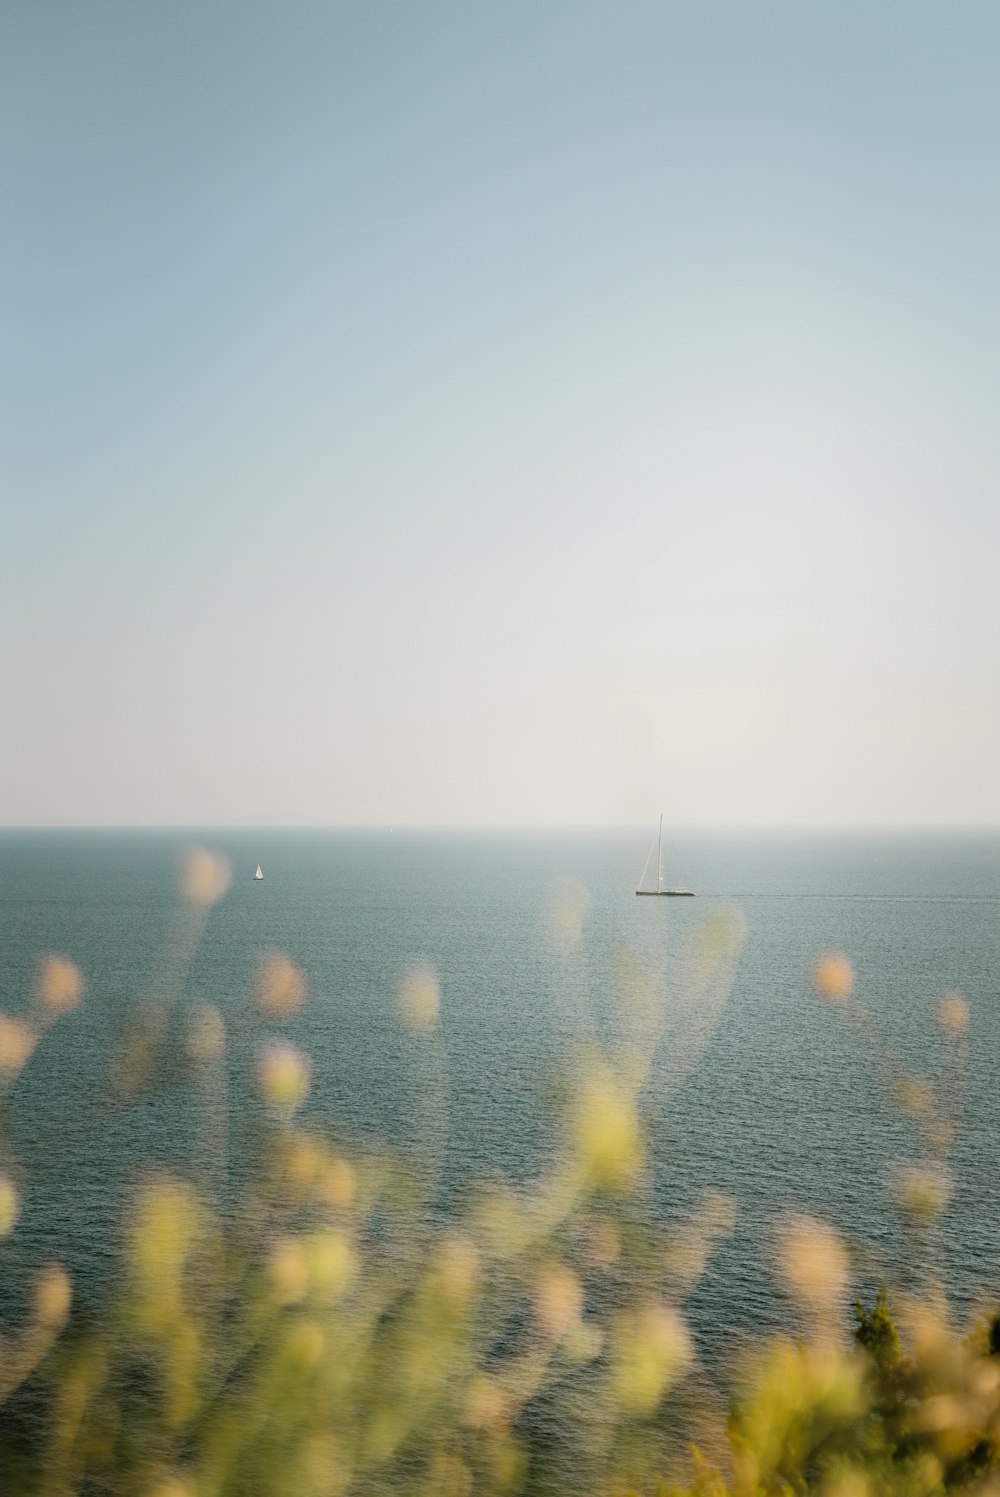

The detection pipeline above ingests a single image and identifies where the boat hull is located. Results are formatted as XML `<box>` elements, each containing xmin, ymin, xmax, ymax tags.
<box><xmin>635</xmin><ymin>889</ymin><xmax>695</xmax><ymax>896</ymax></box>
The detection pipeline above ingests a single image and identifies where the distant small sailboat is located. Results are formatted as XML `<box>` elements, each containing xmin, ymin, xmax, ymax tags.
<box><xmin>636</xmin><ymin>815</ymin><xmax>694</xmax><ymax>896</ymax></box>
<box><xmin>253</xmin><ymin>864</ymin><xmax>264</xmax><ymax>882</ymax></box>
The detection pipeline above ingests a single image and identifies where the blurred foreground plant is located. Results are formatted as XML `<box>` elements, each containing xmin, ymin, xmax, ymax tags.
<box><xmin>0</xmin><ymin>861</ymin><xmax>996</xmax><ymax>1497</ymax></box>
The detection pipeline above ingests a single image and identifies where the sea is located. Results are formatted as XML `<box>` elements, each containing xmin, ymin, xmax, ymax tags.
<box><xmin>2</xmin><ymin>828</ymin><xmax>999</xmax><ymax>1369</ymax></box>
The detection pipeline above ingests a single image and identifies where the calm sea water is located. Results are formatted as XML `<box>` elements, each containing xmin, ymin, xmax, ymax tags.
<box><xmin>2</xmin><ymin>828</ymin><xmax>999</xmax><ymax>1363</ymax></box>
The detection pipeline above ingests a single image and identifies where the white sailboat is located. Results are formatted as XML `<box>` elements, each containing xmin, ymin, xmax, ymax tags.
<box><xmin>635</xmin><ymin>815</ymin><xmax>694</xmax><ymax>897</ymax></box>
<box><xmin>253</xmin><ymin>864</ymin><xmax>264</xmax><ymax>882</ymax></box>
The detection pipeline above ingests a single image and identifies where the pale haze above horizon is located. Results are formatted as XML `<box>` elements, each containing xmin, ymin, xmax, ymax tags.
<box><xmin>4</xmin><ymin>3</ymin><xmax>1000</xmax><ymax>828</ymax></box>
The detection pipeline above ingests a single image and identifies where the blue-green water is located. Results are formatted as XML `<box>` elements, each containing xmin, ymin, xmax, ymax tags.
<box><xmin>2</xmin><ymin>829</ymin><xmax>999</xmax><ymax>1360</ymax></box>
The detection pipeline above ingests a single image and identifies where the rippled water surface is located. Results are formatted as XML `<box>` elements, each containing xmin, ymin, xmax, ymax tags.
<box><xmin>2</xmin><ymin>828</ymin><xmax>999</xmax><ymax>1360</ymax></box>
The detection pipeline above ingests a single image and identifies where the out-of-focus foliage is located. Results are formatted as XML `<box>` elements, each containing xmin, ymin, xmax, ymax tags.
<box><xmin>725</xmin><ymin>1286</ymin><xmax>1000</xmax><ymax>1497</ymax></box>
<box><xmin>0</xmin><ymin>852</ymin><xmax>996</xmax><ymax>1496</ymax></box>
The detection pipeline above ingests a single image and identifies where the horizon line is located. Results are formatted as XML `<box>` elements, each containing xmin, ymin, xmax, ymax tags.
<box><xmin>3</xmin><ymin>821</ymin><xmax>1000</xmax><ymax>835</ymax></box>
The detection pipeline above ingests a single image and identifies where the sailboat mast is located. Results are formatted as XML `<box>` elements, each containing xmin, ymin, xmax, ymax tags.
<box><xmin>657</xmin><ymin>814</ymin><xmax>663</xmax><ymax>892</ymax></box>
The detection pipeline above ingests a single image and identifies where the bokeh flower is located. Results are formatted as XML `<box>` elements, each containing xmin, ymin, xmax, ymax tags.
<box><xmin>937</xmin><ymin>991</ymin><xmax>969</xmax><ymax>1035</ymax></box>
<box><xmin>812</xmin><ymin>953</ymin><xmax>854</xmax><ymax>1002</ymax></box>
<box><xmin>572</xmin><ymin>1063</ymin><xmax>643</xmax><ymax>1190</ymax></box>
<box><xmin>303</xmin><ymin>1229</ymin><xmax>356</xmax><ymax>1303</ymax></box>
<box><xmin>894</xmin><ymin>1163</ymin><xmax>951</xmax><ymax>1224</ymax></box>
<box><xmin>179</xmin><ymin>847</ymin><xmax>232</xmax><ymax>908</ymax></box>
<box><xmin>893</xmin><ymin>1077</ymin><xmax>935</xmax><ymax>1117</ymax></box>
<box><xmin>316</xmin><ymin>1156</ymin><xmax>356</xmax><ymax>1211</ymax></box>
<box><xmin>612</xmin><ymin>1301</ymin><xmax>693</xmax><ymax>1414</ymax></box>
<box><xmin>0</xmin><ymin>1172</ymin><xmax>20</xmax><ymax>1236</ymax></box>
<box><xmin>35</xmin><ymin>954</ymin><xmax>85</xmax><ymax>1015</ymax></box>
<box><xmin>776</xmin><ymin>1213</ymin><xmax>850</xmax><ymax>1313</ymax></box>
<box><xmin>533</xmin><ymin>1261</ymin><xmax>583</xmax><ymax>1341</ymax></box>
<box><xmin>257</xmin><ymin>1041</ymin><xmax>311</xmax><ymax>1113</ymax></box>
<box><xmin>257</xmin><ymin>952</ymin><xmax>307</xmax><ymax>1019</ymax></box>
<box><xmin>464</xmin><ymin>1375</ymin><xmax>509</xmax><ymax>1434</ymax></box>
<box><xmin>129</xmin><ymin>1177</ymin><xmax>200</xmax><ymax>1317</ymax></box>
<box><xmin>267</xmin><ymin>1236</ymin><xmax>310</xmax><ymax>1305</ymax></box>
<box><xmin>284</xmin><ymin>1133</ymin><xmax>324</xmax><ymax>1191</ymax></box>
<box><xmin>34</xmin><ymin>1263</ymin><xmax>72</xmax><ymax>1329</ymax></box>
<box><xmin>0</xmin><ymin>1014</ymin><xmax>37</xmax><ymax>1077</ymax></box>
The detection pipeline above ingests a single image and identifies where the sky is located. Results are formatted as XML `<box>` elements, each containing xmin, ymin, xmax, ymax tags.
<box><xmin>4</xmin><ymin>2</ymin><xmax>1000</xmax><ymax>827</ymax></box>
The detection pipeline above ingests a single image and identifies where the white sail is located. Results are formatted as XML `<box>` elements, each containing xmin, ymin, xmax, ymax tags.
<box><xmin>254</xmin><ymin>864</ymin><xmax>264</xmax><ymax>881</ymax></box>
<box><xmin>636</xmin><ymin>815</ymin><xmax>694</xmax><ymax>896</ymax></box>
<box><xmin>636</xmin><ymin>827</ymin><xmax>657</xmax><ymax>892</ymax></box>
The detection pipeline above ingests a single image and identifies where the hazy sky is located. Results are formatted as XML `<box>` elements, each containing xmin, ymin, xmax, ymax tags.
<box><xmin>4</xmin><ymin>3</ymin><xmax>999</xmax><ymax>827</ymax></box>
